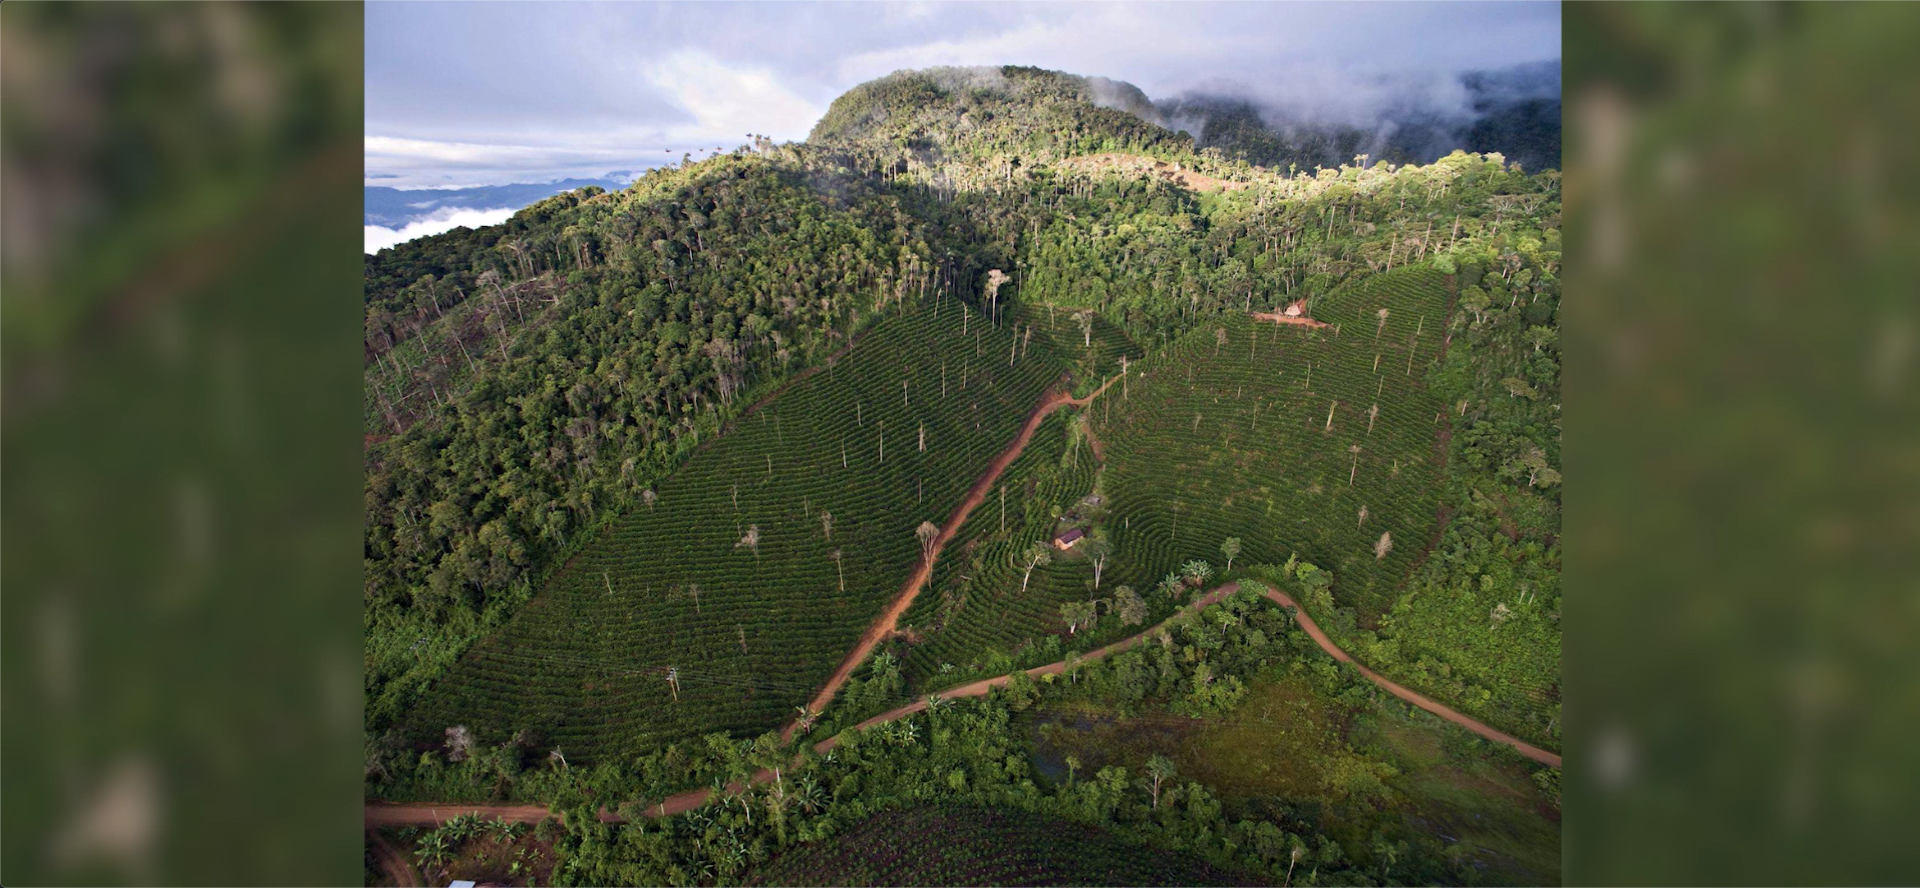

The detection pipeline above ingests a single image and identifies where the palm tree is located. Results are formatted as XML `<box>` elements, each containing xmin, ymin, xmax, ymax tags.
<box><xmin>414</xmin><ymin>831</ymin><xmax>453</xmax><ymax>881</ymax></box>
<box><xmin>794</xmin><ymin>777</ymin><xmax>826</xmax><ymax>815</ymax></box>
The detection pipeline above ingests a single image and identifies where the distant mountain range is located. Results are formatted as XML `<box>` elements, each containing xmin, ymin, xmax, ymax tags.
<box><xmin>369</xmin><ymin>60</ymin><xmax>1557</xmax><ymax>250</ymax></box>
<box><xmin>364</xmin><ymin>173</ymin><xmax>641</xmax><ymax>229</ymax></box>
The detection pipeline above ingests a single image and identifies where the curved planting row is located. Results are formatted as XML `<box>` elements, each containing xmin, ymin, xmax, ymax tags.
<box><xmin>889</xmin><ymin>409</ymin><xmax>1109</xmax><ymax>689</ymax></box>
<box><xmin>403</xmin><ymin>295</ymin><xmax>1060</xmax><ymax>762</ymax></box>
<box><xmin>1095</xmin><ymin>266</ymin><xmax>1454</xmax><ymax>618</ymax></box>
<box><xmin>746</xmin><ymin>804</ymin><xmax>1251</xmax><ymax>887</ymax></box>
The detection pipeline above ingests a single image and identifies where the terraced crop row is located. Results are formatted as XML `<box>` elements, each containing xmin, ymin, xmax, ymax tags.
<box><xmin>747</xmin><ymin>804</ymin><xmax>1249</xmax><ymax>887</ymax></box>
<box><xmin>1095</xmin><ymin>266</ymin><xmax>1455</xmax><ymax>616</ymax></box>
<box><xmin>889</xmin><ymin>409</ymin><xmax>1109</xmax><ymax>688</ymax></box>
<box><xmin>1022</xmin><ymin>303</ymin><xmax>1145</xmax><ymax>386</ymax></box>
<box><xmin>403</xmin><ymin>295</ymin><xmax>1061</xmax><ymax>762</ymax></box>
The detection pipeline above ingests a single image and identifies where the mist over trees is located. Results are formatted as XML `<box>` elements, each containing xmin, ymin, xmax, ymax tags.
<box><xmin>1151</xmin><ymin>60</ymin><xmax>1561</xmax><ymax>174</ymax></box>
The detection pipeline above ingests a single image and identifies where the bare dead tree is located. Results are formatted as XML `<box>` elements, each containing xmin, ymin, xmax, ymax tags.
<box><xmin>985</xmin><ymin>268</ymin><xmax>1010</xmax><ymax>326</ymax></box>
<box><xmin>916</xmin><ymin>520</ymin><xmax>940</xmax><ymax>562</ymax></box>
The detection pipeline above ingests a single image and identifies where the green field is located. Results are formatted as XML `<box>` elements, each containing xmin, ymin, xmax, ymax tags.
<box><xmin>889</xmin><ymin>407</ymin><xmax>1103</xmax><ymax>689</ymax></box>
<box><xmin>881</xmin><ymin>267</ymin><xmax>1454</xmax><ymax>699</ymax></box>
<box><xmin>401</xmin><ymin>295</ymin><xmax>1063</xmax><ymax>761</ymax></box>
<box><xmin>747</xmin><ymin>804</ymin><xmax>1256</xmax><ymax>887</ymax></box>
<box><xmin>1094</xmin><ymin>266</ymin><xmax>1454</xmax><ymax>617</ymax></box>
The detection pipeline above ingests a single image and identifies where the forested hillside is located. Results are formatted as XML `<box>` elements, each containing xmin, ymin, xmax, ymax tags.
<box><xmin>365</xmin><ymin>64</ymin><xmax>1559</xmax><ymax>887</ymax></box>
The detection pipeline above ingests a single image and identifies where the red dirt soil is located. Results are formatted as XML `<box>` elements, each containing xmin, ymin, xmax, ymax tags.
<box><xmin>782</xmin><ymin>371</ymin><xmax>1125</xmax><ymax>740</ymax></box>
<box><xmin>366</xmin><ymin>828</ymin><xmax>421</xmax><ymax>887</ymax></box>
<box><xmin>366</xmin><ymin>577</ymin><xmax>1557</xmax><ymax>828</ymax></box>
<box><xmin>366</xmin><ymin>352</ymin><xmax>1559</xmax><ymax>828</ymax></box>
<box><xmin>1250</xmin><ymin>310</ymin><xmax>1331</xmax><ymax>330</ymax></box>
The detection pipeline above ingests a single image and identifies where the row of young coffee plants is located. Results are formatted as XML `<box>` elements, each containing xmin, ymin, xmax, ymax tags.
<box><xmin>745</xmin><ymin>804</ymin><xmax>1250</xmax><ymax>887</ymax></box>
<box><xmin>886</xmin><ymin>409</ymin><xmax>1104</xmax><ymax>691</ymax></box>
<box><xmin>400</xmin><ymin>292</ymin><xmax>1063</xmax><ymax>765</ymax></box>
<box><xmin>1093</xmin><ymin>265</ymin><xmax>1455</xmax><ymax>620</ymax></box>
<box><xmin>1023</xmin><ymin>302</ymin><xmax>1146</xmax><ymax>395</ymax></box>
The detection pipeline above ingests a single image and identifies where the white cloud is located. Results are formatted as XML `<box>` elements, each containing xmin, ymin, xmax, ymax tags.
<box><xmin>364</xmin><ymin>206</ymin><xmax>518</xmax><ymax>255</ymax></box>
<box><xmin>642</xmin><ymin>49</ymin><xmax>824</xmax><ymax>144</ymax></box>
<box><xmin>363</xmin><ymin>134</ymin><xmax>661</xmax><ymax>188</ymax></box>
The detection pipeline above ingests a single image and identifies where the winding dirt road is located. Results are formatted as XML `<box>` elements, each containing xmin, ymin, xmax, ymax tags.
<box><xmin>823</xmin><ymin>582</ymin><xmax>1560</xmax><ymax>767</ymax></box>
<box><xmin>782</xmin><ymin>372</ymin><xmax>1123</xmax><ymax>740</ymax></box>
<box><xmin>366</xmin><ymin>365</ymin><xmax>1557</xmax><ymax>829</ymax></box>
<box><xmin>366</xmin><ymin>577</ymin><xmax>1557</xmax><ymax>828</ymax></box>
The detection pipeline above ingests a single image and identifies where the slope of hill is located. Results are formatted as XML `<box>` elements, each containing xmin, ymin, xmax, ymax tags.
<box><xmin>395</xmin><ymin>295</ymin><xmax>1059</xmax><ymax>761</ymax></box>
<box><xmin>1095</xmin><ymin>266</ymin><xmax>1453</xmax><ymax>617</ymax></box>
<box><xmin>364</xmin><ymin>62</ymin><xmax>1559</xmax><ymax>887</ymax></box>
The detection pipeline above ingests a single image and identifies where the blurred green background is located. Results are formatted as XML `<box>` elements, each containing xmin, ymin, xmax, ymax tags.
<box><xmin>4</xmin><ymin>2</ymin><xmax>1919</xmax><ymax>885</ymax></box>
<box><xmin>2</xmin><ymin>3</ymin><xmax>364</xmax><ymax>885</ymax></box>
<box><xmin>1566</xmin><ymin>3</ymin><xmax>1920</xmax><ymax>884</ymax></box>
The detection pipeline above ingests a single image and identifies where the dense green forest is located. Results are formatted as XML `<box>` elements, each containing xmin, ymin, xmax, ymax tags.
<box><xmin>365</xmin><ymin>65</ymin><xmax>1559</xmax><ymax>886</ymax></box>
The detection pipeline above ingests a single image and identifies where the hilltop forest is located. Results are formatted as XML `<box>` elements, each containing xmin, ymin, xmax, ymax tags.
<box><xmin>365</xmin><ymin>66</ymin><xmax>1560</xmax><ymax>887</ymax></box>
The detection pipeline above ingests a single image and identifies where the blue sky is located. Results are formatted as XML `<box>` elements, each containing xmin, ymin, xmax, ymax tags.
<box><xmin>366</xmin><ymin>1</ymin><xmax>1559</xmax><ymax>189</ymax></box>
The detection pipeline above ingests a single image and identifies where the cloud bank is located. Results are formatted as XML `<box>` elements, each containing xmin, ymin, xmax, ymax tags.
<box><xmin>367</xmin><ymin>2</ymin><xmax>1558</xmax><ymax>186</ymax></box>
<box><xmin>364</xmin><ymin>206</ymin><xmax>519</xmax><ymax>255</ymax></box>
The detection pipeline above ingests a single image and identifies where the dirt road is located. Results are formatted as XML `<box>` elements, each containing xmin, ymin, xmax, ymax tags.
<box><xmin>824</xmin><ymin>582</ymin><xmax>1560</xmax><ymax>767</ymax></box>
<box><xmin>365</xmin><ymin>576</ymin><xmax>1555</xmax><ymax>828</ymax></box>
<box><xmin>1248</xmin><ymin>584</ymin><xmax>1562</xmax><ymax>767</ymax></box>
<box><xmin>365</xmin><ymin>362</ymin><xmax>1557</xmax><ymax>829</ymax></box>
<box><xmin>782</xmin><ymin>372</ymin><xmax>1123</xmax><ymax>740</ymax></box>
<box><xmin>366</xmin><ymin>828</ymin><xmax>421</xmax><ymax>887</ymax></box>
<box><xmin>364</xmin><ymin>803</ymin><xmax>561</xmax><ymax>827</ymax></box>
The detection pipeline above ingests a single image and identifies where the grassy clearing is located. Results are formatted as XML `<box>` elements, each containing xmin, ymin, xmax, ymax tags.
<box><xmin>1029</xmin><ymin>663</ymin><xmax>1560</xmax><ymax>885</ymax></box>
<box><xmin>1353</xmin><ymin>708</ymin><xmax>1561</xmax><ymax>884</ymax></box>
<box><xmin>1029</xmin><ymin>677</ymin><xmax>1359</xmax><ymax>803</ymax></box>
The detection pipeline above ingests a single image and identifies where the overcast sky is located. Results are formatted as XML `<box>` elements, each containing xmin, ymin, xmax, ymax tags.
<box><xmin>366</xmin><ymin>1</ymin><xmax>1559</xmax><ymax>189</ymax></box>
